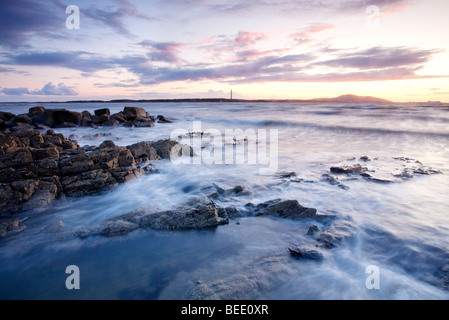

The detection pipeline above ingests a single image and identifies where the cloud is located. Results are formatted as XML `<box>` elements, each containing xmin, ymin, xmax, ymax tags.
<box><xmin>1</xmin><ymin>82</ymin><xmax>78</xmax><ymax>96</ymax></box>
<box><xmin>235</xmin><ymin>31</ymin><xmax>268</xmax><ymax>45</ymax></box>
<box><xmin>290</xmin><ymin>24</ymin><xmax>334</xmax><ymax>45</ymax></box>
<box><xmin>315</xmin><ymin>47</ymin><xmax>440</xmax><ymax>70</ymax></box>
<box><xmin>0</xmin><ymin>0</ymin><xmax>62</xmax><ymax>48</ymax></box>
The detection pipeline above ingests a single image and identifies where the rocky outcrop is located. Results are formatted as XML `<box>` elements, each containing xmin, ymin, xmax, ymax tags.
<box><xmin>250</xmin><ymin>199</ymin><xmax>318</xmax><ymax>220</ymax></box>
<box><xmin>0</xmin><ymin>129</ymin><xmax>193</xmax><ymax>215</ymax></box>
<box><xmin>0</xmin><ymin>218</ymin><xmax>27</xmax><ymax>238</ymax></box>
<box><xmin>1</xmin><ymin>106</ymin><xmax>172</xmax><ymax>130</ymax></box>
<box><xmin>289</xmin><ymin>246</ymin><xmax>324</xmax><ymax>261</ymax></box>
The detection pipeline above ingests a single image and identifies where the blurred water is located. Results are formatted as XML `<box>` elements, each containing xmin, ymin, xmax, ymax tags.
<box><xmin>0</xmin><ymin>102</ymin><xmax>449</xmax><ymax>300</ymax></box>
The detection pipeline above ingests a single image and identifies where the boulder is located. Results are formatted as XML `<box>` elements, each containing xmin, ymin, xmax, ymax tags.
<box><xmin>29</xmin><ymin>107</ymin><xmax>45</xmax><ymax>115</ymax></box>
<box><xmin>317</xmin><ymin>220</ymin><xmax>356</xmax><ymax>248</ymax></box>
<box><xmin>91</xmin><ymin>114</ymin><xmax>110</xmax><ymax>125</ymax></box>
<box><xmin>123</xmin><ymin>107</ymin><xmax>148</xmax><ymax>120</ymax></box>
<box><xmin>94</xmin><ymin>108</ymin><xmax>111</xmax><ymax>116</ymax></box>
<box><xmin>111</xmin><ymin>113</ymin><xmax>127</xmax><ymax>123</ymax></box>
<box><xmin>307</xmin><ymin>225</ymin><xmax>320</xmax><ymax>236</ymax></box>
<box><xmin>150</xmin><ymin>139</ymin><xmax>194</xmax><ymax>160</ymax></box>
<box><xmin>0</xmin><ymin>119</ymin><xmax>5</xmax><ymax>130</ymax></box>
<box><xmin>0</xmin><ymin>111</ymin><xmax>15</xmax><ymax>121</ymax></box>
<box><xmin>100</xmin><ymin>220</ymin><xmax>139</xmax><ymax>237</ymax></box>
<box><xmin>13</xmin><ymin>114</ymin><xmax>32</xmax><ymax>124</ymax></box>
<box><xmin>127</xmin><ymin>142</ymin><xmax>160</xmax><ymax>162</ymax></box>
<box><xmin>31</xmin><ymin>109</ymin><xmax>82</xmax><ymax>128</ymax></box>
<box><xmin>61</xmin><ymin>169</ymin><xmax>118</xmax><ymax>197</ymax></box>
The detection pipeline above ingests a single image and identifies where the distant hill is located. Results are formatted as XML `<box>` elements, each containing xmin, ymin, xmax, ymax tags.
<box><xmin>309</xmin><ymin>94</ymin><xmax>392</xmax><ymax>104</ymax></box>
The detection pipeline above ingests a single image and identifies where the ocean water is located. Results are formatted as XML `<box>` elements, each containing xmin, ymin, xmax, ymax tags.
<box><xmin>1</xmin><ymin>102</ymin><xmax>449</xmax><ymax>300</ymax></box>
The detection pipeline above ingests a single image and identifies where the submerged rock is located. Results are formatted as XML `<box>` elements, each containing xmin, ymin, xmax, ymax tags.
<box><xmin>289</xmin><ymin>246</ymin><xmax>324</xmax><ymax>261</ymax></box>
<box><xmin>42</xmin><ymin>220</ymin><xmax>65</xmax><ymax>234</ymax></box>
<box><xmin>0</xmin><ymin>218</ymin><xmax>27</xmax><ymax>238</ymax></box>
<box><xmin>322</xmin><ymin>174</ymin><xmax>350</xmax><ymax>190</ymax></box>
<box><xmin>317</xmin><ymin>220</ymin><xmax>356</xmax><ymax>248</ymax></box>
<box><xmin>330</xmin><ymin>164</ymin><xmax>366</xmax><ymax>174</ymax></box>
<box><xmin>307</xmin><ymin>225</ymin><xmax>320</xmax><ymax>236</ymax></box>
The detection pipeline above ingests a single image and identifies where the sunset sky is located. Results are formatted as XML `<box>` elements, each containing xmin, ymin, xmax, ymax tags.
<box><xmin>0</xmin><ymin>0</ymin><xmax>448</xmax><ymax>102</ymax></box>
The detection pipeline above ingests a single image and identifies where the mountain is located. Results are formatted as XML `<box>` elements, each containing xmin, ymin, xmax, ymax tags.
<box><xmin>309</xmin><ymin>94</ymin><xmax>392</xmax><ymax>104</ymax></box>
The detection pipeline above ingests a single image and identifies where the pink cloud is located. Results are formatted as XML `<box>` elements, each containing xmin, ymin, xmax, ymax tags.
<box><xmin>235</xmin><ymin>31</ymin><xmax>268</xmax><ymax>45</ymax></box>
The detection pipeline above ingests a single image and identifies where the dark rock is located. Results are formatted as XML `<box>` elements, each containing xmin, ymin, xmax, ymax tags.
<box><xmin>61</xmin><ymin>169</ymin><xmax>118</xmax><ymax>197</ymax></box>
<box><xmin>56</xmin><ymin>122</ymin><xmax>78</xmax><ymax>128</ymax></box>
<box><xmin>277</xmin><ymin>172</ymin><xmax>297</xmax><ymax>179</ymax></box>
<box><xmin>13</xmin><ymin>114</ymin><xmax>32</xmax><ymax>124</ymax></box>
<box><xmin>31</xmin><ymin>109</ymin><xmax>82</xmax><ymax>128</ymax></box>
<box><xmin>150</xmin><ymin>139</ymin><xmax>194</xmax><ymax>160</ymax></box>
<box><xmin>29</xmin><ymin>107</ymin><xmax>46</xmax><ymax>115</ymax></box>
<box><xmin>218</xmin><ymin>207</ymin><xmax>246</xmax><ymax>219</ymax></box>
<box><xmin>0</xmin><ymin>218</ymin><xmax>27</xmax><ymax>238</ymax></box>
<box><xmin>69</xmin><ymin>134</ymin><xmax>79</xmax><ymax>142</ymax></box>
<box><xmin>289</xmin><ymin>246</ymin><xmax>324</xmax><ymax>261</ymax></box>
<box><xmin>91</xmin><ymin>114</ymin><xmax>110</xmax><ymax>125</ymax></box>
<box><xmin>254</xmin><ymin>199</ymin><xmax>318</xmax><ymax>220</ymax></box>
<box><xmin>102</xmin><ymin>120</ymin><xmax>120</xmax><ymax>127</ymax></box>
<box><xmin>307</xmin><ymin>225</ymin><xmax>320</xmax><ymax>236</ymax></box>
<box><xmin>81</xmin><ymin>111</ymin><xmax>92</xmax><ymax>119</ymax></box>
<box><xmin>330</xmin><ymin>164</ymin><xmax>366</xmax><ymax>174</ymax></box>
<box><xmin>12</xmin><ymin>123</ymin><xmax>36</xmax><ymax>131</ymax></box>
<box><xmin>123</xmin><ymin>107</ymin><xmax>148</xmax><ymax>120</ymax></box>
<box><xmin>0</xmin><ymin>111</ymin><xmax>15</xmax><ymax>121</ymax></box>
<box><xmin>123</xmin><ymin>121</ymin><xmax>133</xmax><ymax>127</ymax></box>
<box><xmin>100</xmin><ymin>140</ymin><xmax>116</xmax><ymax>149</ymax></box>
<box><xmin>0</xmin><ymin>119</ymin><xmax>5</xmax><ymax>130</ymax></box>
<box><xmin>111</xmin><ymin>113</ymin><xmax>127</xmax><ymax>123</ymax></box>
<box><xmin>157</xmin><ymin>115</ymin><xmax>173</xmax><ymax>123</ymax></box>
<box><xmin>94</xmin><ymin>108</ymin><xmax>111</xmax><ymax>116</ymax></box>
<box><xmin>127</xmin><ymin>142</ymin><xmax>160</xmax><ymax>162</ymax></box>
<box><xmin>233</xmin><ymin>185</ymin><xmax>245</xmax><ymax>194</ymax></box>
<box><xmin>140</xmin><ymin>203</ymin><xmax>223</xmax><ymax>230</ymax></box>
<box><xmin>360</xmin><ymin>156</ymin><xmax>371</xmax><ymax>162</ymax></box>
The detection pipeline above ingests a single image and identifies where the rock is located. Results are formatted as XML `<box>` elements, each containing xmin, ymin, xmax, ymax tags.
<box><xmin>123</xmin><ymin>107</ymin><xmax>148</xmax><ymax>120</ymax></box>
<box><xmin>140</xmin><ymin>203</ymin><xmax>224</xmax><ymax>230</ymax></box>
<box><xmin>111</xmin><ymin>113</ymin><xmax>127</xmax><ymax>123</ymax></box>
<box><xmin>277</xmin><ymin>172</ymin><xmax>297</xmax><ymax>179</ymax></box>
<box><xmin>254</xmin><ymin>199</ymin><xmax>318</xmax><ymax>220</ymax></box>
<box><xmin>157</xmin><ymin>115</ymin><xmax>173</xmax><ymax>123</ymax></box>
<box><xmin>151</xmin><ymin>139</ymin><xmax>194</xmax><ymax>160</ymax></box>
<box><xmin>136</xmin><ymin>121</ymin><xmax>155</xmax><ymax>128</ymax></box>
<box><xmin>81</xmin><ymin>110</ymin><xmax>92</xmax><ymax>119</ymax></box>
<box><xmin>69</xmin><ymin>134</ymin><xmax>79</xmax><ymax>142</ymax></box>
<box><xmin>102</xmin><ymin>120</ymin><xmax>120</xmax><ymax>127</ymax></box>
<box><xmin>0</xmin><ymin>119</ymin><xmax>5</xmax><ymax>130</ymax></box>
<box><xmin>0</xmin><ymin>111</ymin><xmax>15</xmax><ymax>121</ymax></box>
<box><xmin>289</xmin><ymin>246</ymin><xmax>324</xmax><ymax>261</ymax></box>
<box><xmin>360</xmin><ymin>156</ymin><xmax>371</xmax><ymax>162</ymax></box>
<box><xmin>61</xmin><ymin>169</ymin><xmax>118</xmax><ymax>197</ymax></box>
<box><xmin>42</xmin><ymin>220</ymin><xmax>65</xmax><ymax>234</ymax></box>
<box><xmin>218</xmin><ymin>207</ymin><xmax>246</xmax><ymax>219</ymax></box>
<box><xmin>29</xmin><ymin>107</ymin><xmax>46</xmax><ymax>115</ymax></box>
<box><xmin>100</xmin><ymin>140</ymin><xmax>116</xmax><ymax>149</ymax></box>
<box><xmin>322</xmin><ymin>174</ymin><xmax>350</xmax><ymax>190</ymax></box>
<box><xmin>91</xmin><ymin>114</ymin><xmax>110</xmax><ymax>124</ymax></box>
<box><xmin>56</xmin><ymin>122</ymin><xmax>78</xmax><ymax>128</ymax></box>
<box><xmin>100</xmin><ymin>220</ymin><xmax>139</xmax><ymax>237</ymax></box>
<box><xmin>0</xmin><ymin>218</ymin><xmax>27</xmax><ymax>238</ymax></box>
<box><xmin>31</xmin><ymin>109</ymin><xmax>82</xmax><ymax>128</ymax></box>
<box><xmin>307</xmin><ymin>225</ymin><xmax>320</xmax><ymax>236</ymax></box>
<box><xmin>13</xmin><ymin>114</ymin><xmax>32</xmax><ymax>124</ymax></box>
<box><xmin>317</xmin><ymin>220</ymin><xmax>356</xmax><ymax>248</ymax></box>
<box><xmin>12</xmin><ymin>123</ymin><xmax>36</xmax><ymax>131</ymax></box>
<box><xmin>127</xmin><ymin>142</ymin><xmax>160</xmax><ymax>163</ymax></box>
<box><xmin>330</xmin><ymin>164</ymin><xmax>366</xmax><ymax>174</ymax></box>
<box><xmin>94</xmin><ymin>108</ymin><xmax>111</xmax><ymax>116</ymax></box>
<box><xmin>123</xmin><ymin>121</ymin><xmax>133</xmax><ymax>127</ymax></box>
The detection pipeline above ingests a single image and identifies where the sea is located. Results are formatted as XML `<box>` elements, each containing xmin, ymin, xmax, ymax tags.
<box><xmin>0</xmin><ymin>101</ymin><xmax>448</xmax><ymax>300</ymax></box>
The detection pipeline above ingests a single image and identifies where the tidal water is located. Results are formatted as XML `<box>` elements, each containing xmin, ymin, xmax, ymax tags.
<box><xmin>1</xmin><ymin>102</ymin><xmax>448</xmax><ymax>300</ymax></box>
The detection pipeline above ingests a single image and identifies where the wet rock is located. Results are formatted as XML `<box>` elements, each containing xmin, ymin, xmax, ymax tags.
<box><xmin>330</xmin><ymin>164</ymin><xmax>366</xmax><ymax>174</ymax></box>
<box><xmin>124</xmin><ymin>107</ymin><xmax>148</xmax><ymax>120</ymax></box>
<box><xmin>31</xmin><ymin>109</ymin><xmax>82</xmax><ymax>128</ymax></box>
<box><xmin>254</xmin><ymin>199</ymin><xmax>318</xmax><ymax>220</ymax></box>
<box><xmin>102</xmin><ymin>120</ymin><xmax>120</xmax><ymax>127</ymax></box>
<box><xmin>42</xmin><ymin>220</ymin><xmax>65</xmax><ymax>234</ymax></box>
<box><xmin>0</xmin><ymin>119</ymin><xmax>5</xmax><ymax>130</ymax></box>
<box><xmin>437</xmin><ymin>264</ymin><xmax>449</xmax><ymax>291</ymax></box>
<box><xmin>12</xmin><ymin>123</ymin><xmax>36</xmax><ymax>131</ymax></box>
<box><xmin>157</xmin><ymin>115</ymin><xmax>173</xmax><ymax>123</ymax></box>
<box><xmin>289</xmin><ymin>246</ymin><xmax>324</xmax><ymax>261</ymax></box>
<box><xmin>151</xmin><ymin>139</ymin><xmax>194</xmax><ymax>160</ymax></box>
<box><xmin>94</xmin><ymin>108</ymin><xmax>111</xmax><ymax>117</ymax></box>
<box><xmin>414</xmin><ymin>168</ymin><xmax>442</xmax><ymax>175</ymax></box>
<box><xmin>277</xmin><ymin>172</ymin><xmax>297</xmax><ymax>179</ymax></box>
<box><xmin>359</xmin><ymin>156</ymin><xmax>371</xmax><ymax>162</ymax></box>
<box><xmin>307</xmin><ymin>225</ymin><xmax>320</xmax><ymax>236</ymax></box>
<box><xmin>123</xmin><ymin>121</ymin><xmax>133</xmax><ymax>127</ymax></box>
<box><xmin>317</xmin><ymin>220</ymin><xmax>356</xmax><ymax>248</ymax></box>
<box><xmin>91</xmin><ymin>114</ymin><xmax>110</xmax><ymax>125</ymax></box>
<box><xmin>100</xmin><ymin>220</ymin><xmax>139</xmax><ymax>237</ymax></box>
<box><xmin>139</xmin><ymin>203</ymin><xmax>224</xmax><ymax>231</ymax></box>
<box><xmin>127</xmin><ymin>142</ymin><xmax>160</xmax><ymax>163</ymax></box>
<box><xmin>135</xmin><ymin>121</ymin><xmax>155</xmax><ymax>128</ymax></box>
<box><xmin>0</xmin><ymin>218</ymin><xmax>27</xmax><ymax>238</ymax></box>
<box><xmin>322</xmin><ymin>174</ymin><xmax>350</xmax><ymax>190</ymax></box>
<box><xmin>111</xmin><ymin>113</ymin><xmax>127</xmax><ymax>123</ymax></box>
<box><xmin>61</xmin><ymin>169</ymin><xmax>118</xmax><ymax>197</ymax></box>
<box><xmin>0</xmin><ymin>111</ymin><xmax>16</xmax><ymax>121</ymax></box>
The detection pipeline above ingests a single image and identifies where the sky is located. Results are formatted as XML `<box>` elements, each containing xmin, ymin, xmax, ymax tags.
<box><xmin>0</xmin><ymin>0</ymin><xmax>448</xmax><ymax>102</ymax></box>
